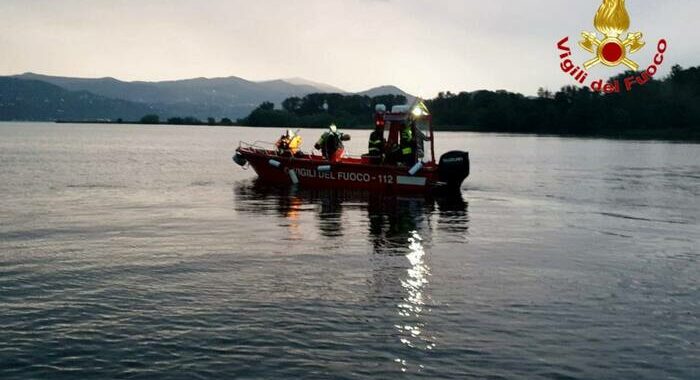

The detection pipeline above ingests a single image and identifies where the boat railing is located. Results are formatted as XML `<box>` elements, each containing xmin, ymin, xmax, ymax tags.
<box><xmin>238</xmin><ymin>140</ymin><xmax>433</xmax><ymax>165</ymax></box>
<box><xmin>239</xmin><ymin>140</ymin><xmax>333</xmax><ymax>158</ymax></box>
<box><xmin>239</xmin><ymin>140</ymin><xmax>324</xmax><ymax>160</ymax></box>
<box><xmin>239</xmin><ymin>140</ymin><xmax>277</xmax><ymax>153</ymax></box>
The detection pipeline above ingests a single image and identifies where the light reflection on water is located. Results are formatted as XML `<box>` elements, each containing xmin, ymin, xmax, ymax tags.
<box><xmin>395</xmin><ymin>230</ymin><xmax>435</xmax><ymax>371</ymax></box>
<box><xmin>234</xmin><ymin>180</ymin><xmax>467</xmax><ymax>373</ymax></box>
<box><xmin>2</xmin><ymin>124</ymin><xmax>698</xmax><ymax>379</ymax></box>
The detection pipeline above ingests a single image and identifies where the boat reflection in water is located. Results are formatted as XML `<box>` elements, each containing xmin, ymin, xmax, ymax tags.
<box><xmin>233</xmin><ymin>180</ymin><xmax>469</xmax><ymax>373</ymax></box>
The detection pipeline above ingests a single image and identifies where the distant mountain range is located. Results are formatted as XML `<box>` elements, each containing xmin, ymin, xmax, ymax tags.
<box><xmin>0</xmin><ymin>72</ymin><xmax>414</xmax><ymax>122</ymax></box>
<box><xmin>357</xmin><ymin>85</ymin><xmax>411</xmax><ymax>98</ymax></box>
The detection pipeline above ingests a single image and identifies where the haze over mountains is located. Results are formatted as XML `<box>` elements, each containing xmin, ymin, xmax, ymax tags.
<box><xmin>0</xmin><ymin>73</ymin><xmax>413</xmax><ymax>122</ymax></box>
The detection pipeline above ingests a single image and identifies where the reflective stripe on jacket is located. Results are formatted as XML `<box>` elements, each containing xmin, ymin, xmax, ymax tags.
<box><xmin>368</xmin><ymin>130</ymin><xmax>384</xmax><ymax>154</ymax></box>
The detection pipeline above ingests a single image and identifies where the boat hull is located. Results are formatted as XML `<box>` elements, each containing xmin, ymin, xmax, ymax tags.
<box><xmin>236</xmin><ymin>147</ymin><xmax>444</xmax><ymax>193</ymax></box>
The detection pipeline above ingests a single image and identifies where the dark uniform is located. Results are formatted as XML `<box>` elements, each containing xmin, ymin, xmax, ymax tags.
<box><xmin>315</xmin><ymin>125</ymin><xmax>350</xmax><ymax>162</ymax></box>
<box><xmin>367</xmin><ymin>127</ymin><xmax>386</xmax><ymax>164</ymax></box>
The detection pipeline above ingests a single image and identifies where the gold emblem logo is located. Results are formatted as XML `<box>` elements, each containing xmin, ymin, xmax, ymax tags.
<box><xmin>579</xmin><ymin>0</ymin><xmax>645</xmax><ymax>70</ymax></box>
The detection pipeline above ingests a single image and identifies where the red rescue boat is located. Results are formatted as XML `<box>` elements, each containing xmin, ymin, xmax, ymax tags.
<box><xmin>233</xmin><ymin>102</ymin><xmax>469</xmax><ymax>194</ymax></box>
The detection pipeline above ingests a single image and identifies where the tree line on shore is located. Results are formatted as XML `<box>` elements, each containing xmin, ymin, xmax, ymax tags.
<box><xmin>236</xmin><ymin>93</ymin><xmax>409</xmax><ymax>129</ymax></box>
<box><xmin>425</xmin><ymin>65</ymin><xmax>699</xmax><ymax>139</ymax></box>
<box><xmin>139</xmin><ymin>65</ymin><xmax>699</xmax><ymax>139</ymax></box>
<box><xmin>139</xmin><ymin>114</ymin><xmax>235</xmax><ymax>126</ymax></box>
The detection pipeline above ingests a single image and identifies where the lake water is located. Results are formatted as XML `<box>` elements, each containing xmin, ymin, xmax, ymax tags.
<box><xmin>0</xmin><ymin>122</ymin><xmax>698</xmax><ymax>379</ymax></box>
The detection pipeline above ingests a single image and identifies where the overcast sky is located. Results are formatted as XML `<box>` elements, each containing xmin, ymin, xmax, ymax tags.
<box><xmin>1</xmin><ymin>0</ymin><xmax>698</xmax><ymax>97</ymax></box>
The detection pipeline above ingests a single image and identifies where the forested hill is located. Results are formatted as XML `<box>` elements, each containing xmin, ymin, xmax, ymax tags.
<box><xmin>239</xmin><ymin>65</ymin><xmax>700</xmax><ymax>140</ymax></box>
<box><xmin>238</xmin><ymin>93</ymin><xmax>409</xmax><ymax>129</ymax></box>
<box><xmin>0</xmin><ymin>77</ymin><xmax>156</xmax><ymax>121</ymax></box>
<box><xmin>0</xmin><ymin>73</ymin><xmax>415</xmax><ymax>121</ymax></box>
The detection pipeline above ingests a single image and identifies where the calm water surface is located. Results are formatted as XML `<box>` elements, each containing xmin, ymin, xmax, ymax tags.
<box><xmin>0</xmin><ymin>123</ymin><xmax>698</xmax><ymax>379</ymax></box>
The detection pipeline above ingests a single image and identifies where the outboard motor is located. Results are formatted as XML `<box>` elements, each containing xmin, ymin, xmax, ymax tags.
<box><xmin>233</xmin><ymin>151</ymin><xmax>247</xmax><ymax>167</ymax></box>
<box><xmin>438</xmin><ymin>151</ymin><xmax>470</xmax><ymax>190</ymax></box>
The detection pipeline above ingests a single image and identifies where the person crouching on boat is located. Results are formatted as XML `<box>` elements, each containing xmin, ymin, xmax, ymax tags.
<box><xmin>314</xmin><ymin>124</ymin><xmax>350</xmax><ymax>163</ymax></box>
<box><xmin>276</xmin><ymin>129</ymin><xmax>302</xmax><ymax>156</ymax></box>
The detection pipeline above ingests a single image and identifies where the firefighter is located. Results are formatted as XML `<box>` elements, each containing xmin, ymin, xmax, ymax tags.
<box><xmin>399</xmin><ymin>122</ymin><xmax>415</xmax><ymax>166</ymax></box>
<box><xmin>367</xmin><ymin>105</ymin><xmax>386</xmax><ymax>164</ymax></box>
<box><xmin>314</xmin><ymin>124</ymin><xmax>350</xmax><ymax>162</ymax></box>
<box><xmin>399</xmin><ymin>121</ymin><xmax>429</xmax><ymax>166</ymax></box>
<box><xmin>367</xmin><ymin>125</ymin><xmax>386</xmax><ymax>164</ymax></box>
<box><xmin>276</xmin><ymin>129</ymin><xmax>302</xmax><ymax>156</ymax></box>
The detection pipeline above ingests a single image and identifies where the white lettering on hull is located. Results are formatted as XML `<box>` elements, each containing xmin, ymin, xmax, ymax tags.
<box><xmin>289</xmin><ymin>168</ymin><xmax>428</xmax><ymax>186</ymax></box>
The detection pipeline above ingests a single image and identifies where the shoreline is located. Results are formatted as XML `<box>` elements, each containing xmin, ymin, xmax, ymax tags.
<box><xmin>58</xmin><ymin>121</ymin><xmax>700</xmax><ymax>143</ymax></box>
<box><xmin>2</xmin><ymin>120</ymin><xmax>697</xmax><ymax>143</ymax></box>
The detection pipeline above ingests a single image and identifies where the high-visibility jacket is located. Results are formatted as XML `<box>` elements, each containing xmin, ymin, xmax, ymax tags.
<box><xmin>288</xmin><ymin>135</ymin><xmax>301</xmax><ymax>153</ymax></box>
<box><xmin>316</xmin><ymin>131</ymin><xmax>345</xmax><ymax>160</ymax></box>
<box><xmin>277</xmin><ymin>135</ymin><xmax>302</xmax><ymax>154</ymax></box>
<box><xmin>400</xmin><ymin>125</ymin><xmax>413</xmax><ymax>155</ymax></box>
<box><xmin>316</xmin><ymin>131</ymin><xmax>342</xmax><ymax>148</ymax></box>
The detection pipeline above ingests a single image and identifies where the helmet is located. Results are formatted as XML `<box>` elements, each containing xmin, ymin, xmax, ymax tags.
<box><xmin>329</xmin><ymin>124</ymin><xmax>338</xmax><ymax>133</ymax></box>
<box><xmin>286</xmin><ymin>129</ymin><xmax>294</xmax><ymax>137</ymax></box>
